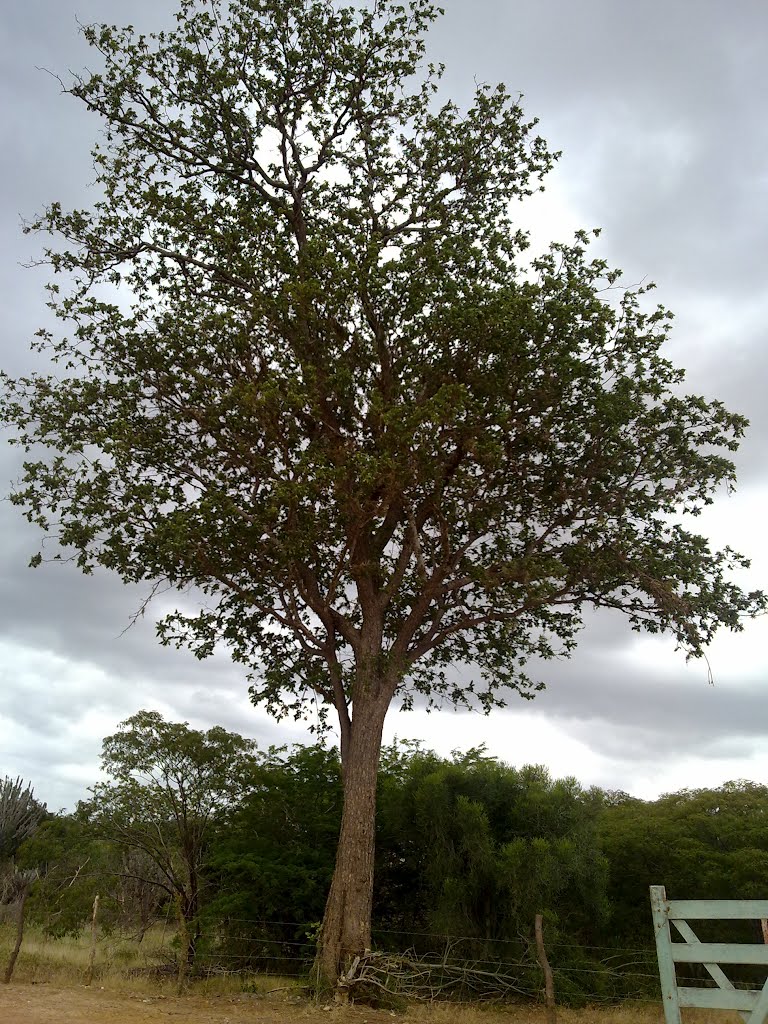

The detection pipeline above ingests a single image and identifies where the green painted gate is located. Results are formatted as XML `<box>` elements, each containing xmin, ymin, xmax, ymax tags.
<box><xmin>650</xmin><ymin>885</ymin><xmax>768</xmax><ymax>1023</ymax></box>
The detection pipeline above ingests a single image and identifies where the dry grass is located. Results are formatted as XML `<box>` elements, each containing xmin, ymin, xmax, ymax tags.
<box><xmin>1</xmin><ymin>923</ymin><xmax>168</xmax><ymax>988</ymax></box>
<box><xmin>407</xmin><ymin>1006</ymin><xmax>743</xmax><ymax>1023</ymax></box>
<box><xmin>0</xmin><ymin>922</ymin><xmax>303</xmax><ymax>996</ymax></box>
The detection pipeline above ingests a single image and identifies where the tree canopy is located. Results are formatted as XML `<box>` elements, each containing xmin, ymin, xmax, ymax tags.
<box><xmin>1</xmin><ymin>0</ymin><xmax>764</xmax><ymax>983</ymax></box>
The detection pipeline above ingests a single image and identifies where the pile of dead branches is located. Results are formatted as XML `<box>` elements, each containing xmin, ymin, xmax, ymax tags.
<box><xmin>337</xmin><ymin>948</ymin><xmax>537</xmax><ymax>1003</ymax></box>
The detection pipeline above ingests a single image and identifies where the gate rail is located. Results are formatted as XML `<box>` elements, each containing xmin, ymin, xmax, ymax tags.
<box><xmin>650</xmin><ymin>885</ymin><xmax>768</xmax><ymax>1023</ymax></box>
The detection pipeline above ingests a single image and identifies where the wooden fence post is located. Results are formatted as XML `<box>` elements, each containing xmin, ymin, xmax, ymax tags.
<box><xmin>535</xmin><ymin>913</ymin><xmax>557</xmax><ymax>1024</ymax></box>
<box><xmin>84</xmin><ymin>894</ymin><xmax>100</xmax><ymax>986</ymax></box>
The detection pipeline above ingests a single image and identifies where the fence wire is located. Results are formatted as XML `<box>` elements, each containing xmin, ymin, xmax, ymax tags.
<box><xmin>103</xmin><ymin>913</ymin><xmax>673</xmax><ymax>1005</ymax></box>
<box><xmin>17</xmin><ymin>908</ymin><xmax>768</xmax><ymax>1010</ymax></box>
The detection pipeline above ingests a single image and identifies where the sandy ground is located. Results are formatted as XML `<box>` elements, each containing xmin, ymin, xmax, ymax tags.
<box><xmin>0</xmin><ymin>986</ymin><xmax>389</xmax><ymax>1024</ymax></box>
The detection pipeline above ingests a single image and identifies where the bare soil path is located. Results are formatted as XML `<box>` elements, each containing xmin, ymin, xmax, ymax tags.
<box><xmin>0</xmin><ymin>986</ymin><xmax>383</xmax><ymax>1024</ymax></box>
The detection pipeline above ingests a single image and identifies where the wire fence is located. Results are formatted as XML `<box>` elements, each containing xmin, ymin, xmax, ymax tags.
<box><xmin>100</xmin><ymin>913</ymin><xmax>673</xmax><ymax>1004</ymax></box>
<box><xmin>11</xmin><ymin>904</ymin><xmax>768</xmax><ymax>1009</ymax></box>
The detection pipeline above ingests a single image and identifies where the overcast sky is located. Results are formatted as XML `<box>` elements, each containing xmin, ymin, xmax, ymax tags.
<box><xmin>1</xmin><ymin>0</ymin><xmax>767</xmax><ymax>812</ymax></box>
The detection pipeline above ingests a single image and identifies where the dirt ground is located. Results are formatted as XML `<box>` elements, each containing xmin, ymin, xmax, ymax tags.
<box><xmin>0</xmin><ymin>984</ymin><xmax>746</xmax><ymax>1024</ymax></box>
<box><xmin>0</xmin><ymin>986</ymin><xmax>384</xmax><ymax>1024</ymax></box>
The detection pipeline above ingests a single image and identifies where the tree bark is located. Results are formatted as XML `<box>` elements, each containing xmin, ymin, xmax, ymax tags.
<box><xmin>314</xmin><ymin>692</ymin><xmax>389</xmax><ymax>990</ymax></box>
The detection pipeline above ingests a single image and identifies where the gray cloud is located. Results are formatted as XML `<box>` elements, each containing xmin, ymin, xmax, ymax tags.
<box><xmin>404</xmin><ymin>610</ymin><xmax>767</xmax><ymax>768</ymax></box>
<box><xmin>536</xmin><ymin>655</ymin><xmax>766</xmax><ymax>757</ymax></box>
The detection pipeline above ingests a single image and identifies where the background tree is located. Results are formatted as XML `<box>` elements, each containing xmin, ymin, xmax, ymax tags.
<box><xmin>0</xmin><ymin>777</ymin><xmax>46</xmax><ymax>984</ymax></box>
<box><xmin>115</xmin><ymin>850</ymin><xmax>167</xmax><ymax>942</ymax></box>
<box><xmin>375</xmin><ymin>745</ymin><xmax>607</xmax><ymax>955</ymax></box>
<box><xmin>80</xmin><ymin>710</ymin><xmax>256</xmax><ymax>965</ymax></box>
<box><xmin>1</xmin><ymin>0</ymin><xmax>764</xmax><ymax>985</ymax></box>
<box><xmin>0</xmin><ymin>777</ymin><xmax>46</xmax><ymax>864</ymax></box>
<box><xmin>599</xmin><ymin>781</ymin><xmax>768</xmax><ymax>948</ymax></box>
<box><xmin>208</xmin><ymin>744</ymin><xmax>341</xmax><ymax>925</ymax></box>
<box><xmin>15</xmin><ymin>814</ymin><xmax>120</xmax><ymax>938</ymax></box>
<box><xmin>205</xmin><ymin>743</ymin><xmax>342</xmax><ymax>973</ymax></box>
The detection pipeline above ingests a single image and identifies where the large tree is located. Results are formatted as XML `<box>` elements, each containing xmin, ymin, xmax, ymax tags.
<box><xmin>1</xmin><ymin>0</ymin><xmax>764</xmax><ymax>986</ymax></box>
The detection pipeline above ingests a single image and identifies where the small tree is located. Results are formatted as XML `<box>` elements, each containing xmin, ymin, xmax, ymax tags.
<box><xmin>206</xmin><ymin>743</ymin><xmax>342</xmax><ymax>969</ymax></box>
<box><xmin>0</xmin><ymin>778</ymin><xmax>45</xmax><ymax>984</ymax></box>
<box><xmin>1</xmin><ymin>0</ymin><xmax>764</xmax><ymax>985</ymax></box>
<box><xmin>0</xmin><ymin>778</ymin><xmax>46</xmax><ymax>864</ymax></box>
<box><xmin>80</xmin><ymin>710</ymin><xmax>256</xmax><ymax>965</ymax></box>
<box><xmin>16</xmin><ymin>815</ymin><xmax>121</xmax><ymax>938</ymax></box>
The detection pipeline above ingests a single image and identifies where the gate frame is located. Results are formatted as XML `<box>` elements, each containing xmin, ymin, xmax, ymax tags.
<box><xmin>650</xmin><ymin>885</ymin><xmax>768</xmax><ymax>1023</ymax></box>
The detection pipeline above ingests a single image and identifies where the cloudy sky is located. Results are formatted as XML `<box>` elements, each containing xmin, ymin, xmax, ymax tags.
<box><xmin>1</xmin><ymin>0</ymin><xmax>766</xmax><ymax>812</ymax></box>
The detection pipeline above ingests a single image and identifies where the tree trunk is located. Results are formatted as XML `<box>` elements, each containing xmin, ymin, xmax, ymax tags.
<box><xmin>2</xmin><ymin>882</ymin><xmax>30</xmax><ymax>985</ymax></box>
<box><xmin>187</xmin><ymin>862</ymin><xmax>199</xmax><ymax>961</ymax></box>
<box><xmin>176</xmin><ymin>895</ymin><xmax>190</xmax><ymax>995</ymax></box>
<box><xmin>535</xmin><ymin>913</ymin><xmax>557</xmax><ymax>1024</ymax></box>
<box><xmin>314</xmin><ymin>694</ymin><xmax>389</xmax><ymax>990</ymax></box>
<box><xmin>180</xmin><ymin>890</ymin><xmax>200</xmax><ymax>968</ymax></box>
<box><xmin>188</xmin><ymin>918</ymin><xmax>201</xmax><ymax>967</ymax></box>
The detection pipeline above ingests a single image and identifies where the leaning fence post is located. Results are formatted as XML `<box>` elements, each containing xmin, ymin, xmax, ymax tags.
<box><xmin>84</xmin><ymin>894</ymin><xmax>100</xmax><ymax>987</ymax></box>
<box><xmin>650</xmin><ymin>885</ymin><xmax>682</xmax><ymax>1024</ymax></box>
<box><xmin>534</xmin><ymin>913</ymin><xmax>557</xmax><ymax>1024</ymax></box>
